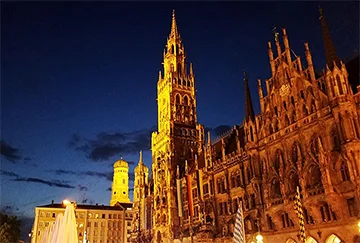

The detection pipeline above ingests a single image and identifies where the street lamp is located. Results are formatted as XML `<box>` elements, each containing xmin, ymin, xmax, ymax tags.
<box><xmin>62</xmin><ymin>199</ymin><xmax>71</xmax><ymax>206</ymax></box>
<box><xmin>357</xmin><ymin>220</ymin><xmax>360</xmax><ymax>232</ymax></box>
<box><xmin>256</xmin><ymin>233</ymin><xmax>264</xmax><ymax>243</ymax></box>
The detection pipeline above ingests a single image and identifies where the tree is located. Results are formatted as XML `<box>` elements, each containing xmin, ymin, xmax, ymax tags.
<box><xmin>0</xmin><ymin>212</ymin><xmax>21</xmax><ymax>243</ymax></box>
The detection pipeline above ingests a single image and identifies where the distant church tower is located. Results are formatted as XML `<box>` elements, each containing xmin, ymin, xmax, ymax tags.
<box><xmin>110</xmin><ymin>158</ymin><xmax>130</xmax><ymax>206</ymax></box>
<box><xmin>132</xmin><ymin>151</ymin><xmax>149</xmax><ymax>232</ymax></box>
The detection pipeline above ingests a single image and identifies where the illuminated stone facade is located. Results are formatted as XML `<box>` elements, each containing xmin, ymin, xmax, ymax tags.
<box><xmin>30</xmin><ymin>201</ymin><xmax>133</xmax><ymax>243</ymax></box>
<box><xmin>110</xmin><ymin>158</ymin><xmax>131</xmax><ymax>205</ymax></box>
<box><xmin>132</xmin><ymin>9</ymin><xmax>360</xmax><ymax>243</ymax></box>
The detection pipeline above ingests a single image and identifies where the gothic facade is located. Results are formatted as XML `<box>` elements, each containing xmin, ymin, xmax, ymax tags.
<box><xmin>131</xmin><ymin>9</ymin><xmax>360</xmax><ymax>243</ymax></box>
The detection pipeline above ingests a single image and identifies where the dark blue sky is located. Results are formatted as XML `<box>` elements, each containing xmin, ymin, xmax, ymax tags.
<box><xmin>1</xmin><ymin>1</ymin><xmax>359</xmax><ymax>238</ymax></box>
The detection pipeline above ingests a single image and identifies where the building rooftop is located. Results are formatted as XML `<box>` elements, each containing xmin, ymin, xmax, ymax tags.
<box><xmin>37</xmin><ymin>202</ymin><xmax>133</xmax><ymax>211</ymax></box>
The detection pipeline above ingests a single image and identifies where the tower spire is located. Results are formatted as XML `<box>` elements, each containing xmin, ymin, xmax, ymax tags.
<box><xmin>189</xmin><ymin>62</ymin><xmax>194</xmax><ymax>76</ymax></box>
<box><xmin>244</xmin><ymin>71</ymin><xmax>255</xmax><ymax>121</ymax></box>
<box><xmin>170</xmin><ymin>9</ymin><xmax>179</xmax><ymax>39</ymax></box>
<box><xmin>319</xmin><ymin>6</ymin><xmax>340</xmax><ymax>69</ymax></box>
<box><xmin>139</xmin><ymin>150</ymin><xmax>144</xmax><ymax>165</ymax></box>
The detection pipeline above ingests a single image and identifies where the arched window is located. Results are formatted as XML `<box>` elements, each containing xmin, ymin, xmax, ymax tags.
<box><xmin>283</xmin><ymin>101</ymin><xmax>287</xmax><ymax>110</ymax></box>
<box><xmin>271</xmin><ymin>178</ymin><xmax>282</xmax><ymax>198</ymax></box>
<box><xmin>274</xmin><ymin>121</ymin><xmax>279</xmax><ymax>132</ymax></box>
<box><xmin>310</xmin><ymin>136</ymin><xmax>320</xmax><ymax>161</ymax></box>
<box><xmin>183</xmin><ymin>96</ymin><xmax>189</xmax><ymax>106</ymax></box>
<box><xmin>332</xmin><ymin>128</ymin><xmax>340</xmax><ymax>150</ymax></box>
<box><xmin>307</xmin><ymin>164</ymin><xmax>323</xmax><ymax>189</ymax></box>
<box><xmin>285</xmin><ymin>115</ymin><xmax>290</xmax><ymax>126</ymax></box>
<box><xmin>288</xmin><ymin>172</ymin><xmax>299</xmax><ymax>194</ymax></box>
<box><xmin>274</xmin><ymin>154</ymin><xmax>280</xmax><ymax>174</ymax></box>
<box><xmin>336</xmin><ymin>75</ymin><xmax>343</xmax><ymax>95</ymax></box>
<box><xmin>182</xmin><ymin>79</ymin><xmax>186</xmax><ymax>86</ymax></box>
<box><xmin>171</xmin><ymin>45</ymin><xmax>174</xmax><ymax>54</ymax></box>
<box><xmin>250</xmin><ymin>126</ymin><xmax>254</xmax><ymax>142</ymax></box>
<box><xmin>311</xmin><ymin>101</ymin><xmax>316</xmax><ymax>113</ymax></box>
<box><xmin>340</xmin><ymin>161</ymin><xmax>350</xmax><ymax>181</ymax></box>
<box><xmin>274</xmin><ymin>106</ymin><xmax>278</xmax><ymax>116</ymax></box>
<box><xmin>236</xmin><ymin>171</ymin><xmax>241</xmax><ymax>187</ymax></box>
<box><xmin>175</xmin><ymin>94</ymin><xmax>180</xmax><ymax>104</ymax></box>
<box><xmin>217</xmin><ymin>179</ymin><xmax>221</xmax><ymax>193</ymax></box>
<box><xmin>291</xmin><ymin>144</ymin><xmax>299</xmax><ymax>166</ymax></box>
<box><xmin>291</xmin><ymin>111</ymin><xmax>296</xmax><ymax>123</ymax></box>
<box><xmin>291</xmin><ymin>96</ymin><xmax>295</xmax><ymax>106</ymax></box>
<box><xmin>177</xmin><ymin>63</ymin><xmax>182</xmax><ymax>76</ymax></box>
<box><xmin>300</xmin><ymin>90</ymin><xmax>305</xmax><ymax>99</ymax></box>
<box><xmin>246</xmin><ymin>168</ymin><xmax>251</xmax><ymax>184</ymax></box>
<box><xmin>303</xmin><ymin>105</ymin><xmax>308</xmax><ymax>116</ymax></box>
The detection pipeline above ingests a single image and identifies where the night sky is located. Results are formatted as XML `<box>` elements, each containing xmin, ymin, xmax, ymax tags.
<box><xmin>1</xmin><ymin>1</ymin><xmax>359</xmax><ymax>239</ymax></box>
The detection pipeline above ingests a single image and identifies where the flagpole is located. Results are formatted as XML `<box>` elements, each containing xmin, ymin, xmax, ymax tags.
<box><xmin>176</xmin><ymin>165</ymin><xmax>184</xmax><ymax>242</ymax></box>
<box><xmin>233</xmin><ymin>201</ymin><xmax>246</xmax><ymax>243</ymax></box>
<box><xmin>185</xmin><ymin>160</ymin><xmax>194</xmax><ymax>243</ymax></box>
<box><xmin>294</xmin><ymin>186</ymin><xmax>306</xmax><ymax>243</ymax></box>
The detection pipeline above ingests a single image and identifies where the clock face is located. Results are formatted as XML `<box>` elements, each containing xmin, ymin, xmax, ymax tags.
<box><xmin>280</xmin><ymin>83</ymin><xmax>290</xmax><ymax>97</ymax></box>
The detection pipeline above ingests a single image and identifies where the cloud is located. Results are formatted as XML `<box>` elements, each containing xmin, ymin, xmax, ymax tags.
<box><xmin>77</xmin><ymin>185</ymin><xmax>88</xmax><ymax>191</ymax></box>
<box><xmin>12</xmin><ymin>177</ymin><xmax>75</xmax><ymax>188</ymax></box>
<box><xmin>0</xmin><ymin>140</ymin><xmax>22</xmax><ymax>162</ymax></box>
<box><xmin>80</xmin><ymin>198</ymin><xmax>95</xmax><ymax>204</ymax></box>
<box><xmin>0</xmin><ymin>170</ymin><xmax>20</xmax><ymax>178</ymax></box>
<box><xmin>52</xmin><ymin>169</ymin><xmax>135</xmax><ymax>184</ymax></box>
<box><xmin>53</xmin><ymin>169</ymin><xmax>113</xmax><ymax>182</ymax></box>
<box><xmin>1</xmin><ymin>169</ymin><xmax>75</xmax><ymax>189</ymax></box>
<box><xmin>69</xmin><ymin>126</ymin><xmax>156</xmax><ymax>162</ymax></box>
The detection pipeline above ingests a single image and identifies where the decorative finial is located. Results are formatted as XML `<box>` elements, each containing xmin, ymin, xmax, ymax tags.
<box><xmin>272</xmin><ymin>26</ymin><xmax>279</xmax><ymax>42</ymax></box>
<box><xmin>189</xmin><ymin>62</ymin><xmax>194</xmax><ymax>76</ymax></box>
<box><xmin>139</xmin><ymin>150</ymin><xmax>143</xmax><ymax>164</ymax></box>
<box><xmin>170</xmin><ymin>9</ymin><xmax>178</xmax><ymax>37</ymax></box>
<box><xmin>243</xmin><ymin>71</ymin><xmax>248</xmax><ymax>81</ymax></box>
<box><xmin>319</xmin><ymin>5</ymin><xmax>323</xmax><ymax>18</ymax></box>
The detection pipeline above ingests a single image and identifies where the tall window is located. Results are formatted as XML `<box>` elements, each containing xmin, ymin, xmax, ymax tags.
<box><xmin>347</xmin><ymin>197</ymin><xmax>358</xmax><ymax>217</ymax></box>
<box><xmin>303</xmin><ymin>105</ymin><xmax>308</xmax><ymax>116</ymax></box>
<box><xmin>320</xmin><ymin>203</ymin><xmax>337</xmax><ymax>222</ymax></box>
<box><xmin>271</xmin><ymin>178</ymin><xmax>282</xmax><ymax>198</ymax></box>
<box><xmin>336</xmin><ymin>75</ymin><xmax>343</xmax><ymax>95</ymax></box>
<box><xmin>291</xmin><ymin>144</ymin><xmax>299</xmax><ymax>166</ymax></box>
<box><xmin>310</xmin><ymin>136</ymin><xmax>320</xmax><ymax>161</ymax></box>
<box><xmin>340</xmin><ymin>161</ymin><xmax>350</xmax><ymax>181</ymax></box>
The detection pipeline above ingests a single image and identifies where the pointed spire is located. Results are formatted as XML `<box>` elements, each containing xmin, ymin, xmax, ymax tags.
<box><xmin>170</xmin><ymin>9</ymin><xmax>179</xmax><ymax>39</ymax></box>
<box><xmin>244</xmin><ymin>71</ymin><xmax>255</xmax><ymax>121</ymax></box>
<box><xmin>319</xmin><ymin>6</ymin><xmax>340</xmax><ymax>70</ymax></box>
<box><xmin>189</xmin><ymin>62</ymin><xmax>194</xmax><ymax>76</ymax></box>
<box><xmin>139</xmin><ymin>150</ymin><xmax>143</xmax><ymax>165</ymax></box>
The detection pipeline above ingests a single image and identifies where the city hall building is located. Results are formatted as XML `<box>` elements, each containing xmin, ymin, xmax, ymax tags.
<box><xmin>130</xmin><ymin>8</ymin><xmax>360</xmax><ymax>243</ymax></box>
